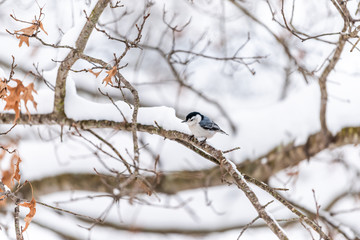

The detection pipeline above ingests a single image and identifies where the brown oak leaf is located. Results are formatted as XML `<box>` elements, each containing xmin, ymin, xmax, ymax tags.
<box><xmin>39</xmin><ymin>21</ymin><xmax>48</xmax><ymax>35</ymax></box>
<box><xmin>21</xmin><ymin>82</ymin><xmax>38</xmax><ymax>117</ymax></box>
<box><xmin>1</xmin><ymin>153</ymin><xmax>21</xmax><ymax>189</ymax></box>
<box><xmin>102</xmin><ymin>66</ymin><xmax>117</xmax><ymax>86</ymax></box>
<box><xmin>19</xmin><ymin>184</ymin><xmax>36</xmax><ymax>233</ymax></box>
<box><xmin>4</xmin><ymin>79</ymin><xmax>37</xmax><ymax>123</ymax></box>
<box><xmin>15</xmin><ymin>24</ymin><xmax>37</xmax><ymax>47</ymax></box>
<box><xmin>88</xmin><ymin>69</ymin><xmax>102</xmax><ymax>78</ymax></box>
<box><xmin>1</xmin><ymin>169</ymin><xmax>14</xmax><ymax>189</ymax></box>
<box><xmin>12</xmin><ymin>155</ymin><xmax>22</xmax><ymax>184</ymax></box>
<box><xmin>0</xmin><ymin>146</ymin><xmax>21</xmax><ymax>206</ymax></box>
<box><xmin>14</xmin><ymin>20</ymin><xmax>47</xmax><ymax>47</ymax></box>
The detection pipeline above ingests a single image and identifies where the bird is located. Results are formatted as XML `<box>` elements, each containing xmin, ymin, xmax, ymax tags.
<box><xmin>182</xmin><ymin>112</ymin><xmax>228</xmax><ymax>142</ymax></box>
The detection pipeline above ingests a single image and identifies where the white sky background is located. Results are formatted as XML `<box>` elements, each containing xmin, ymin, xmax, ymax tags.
<box><xmin>1</xmin><ymin>0</ymin><xmax>360</xmax><ymax>239</ymax></box>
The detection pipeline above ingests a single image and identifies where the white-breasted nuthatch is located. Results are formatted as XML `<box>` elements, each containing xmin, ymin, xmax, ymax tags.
<box><xmin>182</xmin><ymin>112</ymin><xmax>228</xmax><ymax>141</ymax></box>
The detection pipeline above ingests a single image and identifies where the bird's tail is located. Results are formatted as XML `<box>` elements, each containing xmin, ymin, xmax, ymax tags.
<box><xmin>220</xmin><ymin>129</ymin><xmax>229</xmax><ymax>136</ymax></box>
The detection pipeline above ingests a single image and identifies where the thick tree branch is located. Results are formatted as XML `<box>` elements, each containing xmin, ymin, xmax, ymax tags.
<box><xmin>318</xmin><ymin>34</ymin><xmax>347</xmax><ymax>144</ymax></box>
<box><xmin>53</xmin><ymin>0</ymin><xmax>110</xmax><ymax>118</ymax></box>
<box><xmin>220</xmin><ymin>159</ymin><xmax>290</xmax><ymax>240</ymax></box>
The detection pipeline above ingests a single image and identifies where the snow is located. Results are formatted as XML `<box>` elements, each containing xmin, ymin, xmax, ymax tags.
<box><xmin>138</xmin><ymin>106</ymin><xmax>189</xmax><ymax>132</ymax></box>
<box><xmin>55</xmin><ymin>25</ymin><xmax>83</xmax><ymax>61</ymax></box>
<box><xmin>65</xmin><ymin>76</ymin><xmax>132</xmax><ymax>121</ymax></box>
<box><xmin>65</xmin><ymin>76</ymin><xmax>189</xmax><ymax>133</ymax></box>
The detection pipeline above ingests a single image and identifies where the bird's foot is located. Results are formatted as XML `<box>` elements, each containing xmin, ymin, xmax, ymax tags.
<box><xmin>188</xmin><ymin>135</ymin><xmax>195</xmax><ymax>141</ymax></box>
<box><xmin>200</xmin><ymin>138</ymin><xmax>207</xmax><ymax>146</ymax></box>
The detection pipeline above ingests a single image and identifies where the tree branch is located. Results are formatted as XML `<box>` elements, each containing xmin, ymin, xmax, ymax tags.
<box><xmin>220</xmin><ymin>159</ymin><xmax>290</xmax><ymax>240</ymax></box>
<box><xmin>318</xmin><ymin>34</ymin><xmax>347</xmax><ymax>144</ymax></box>
<box><xmin>53</xmin><ymin>0</ymin><xmax>110</xmax><ymax>118</ymax></box>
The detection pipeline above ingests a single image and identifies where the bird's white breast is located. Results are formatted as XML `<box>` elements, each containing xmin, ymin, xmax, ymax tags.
<box><xmin>189</xmin><ymin>124</ymin><xmax>216</xmax><ymax>139</ymax></box>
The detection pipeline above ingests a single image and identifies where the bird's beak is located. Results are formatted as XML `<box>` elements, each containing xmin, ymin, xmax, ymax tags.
<box><xmin>181</xmin><ymin>120</ymin><xmax>186</xmax><ymax>123</ymax></box>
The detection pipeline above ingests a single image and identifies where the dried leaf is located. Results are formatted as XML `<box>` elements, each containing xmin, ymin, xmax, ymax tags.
<box><xmin>88</xmin><ymin>69</ymin><xmax>102</xmax><ymax>78</ymax></box>
<box><xmin>15</xmin><ymin>24</ymin><xmax>37</xmax><ymax>47</ymax></box>
<box><xmin>0</xmin><ymin>145</ymin><xmax>19</xmax><ymax>206</ymax></box>
<box><xmin>19</xmin><ymin>193</ymin><xmax>36</xmax><ymax>233</ymax></box>
<box><xmin>4</xmin><ymin>79</ymin><xmax>23</xmax><ymax>122</ymax></box>
<box><xmin>12</xmin><ymin>155</ymin><xmax>22</xmax><ymax>184</ymax></box>
<box><xmin>14</xmin><ymin>20</ymin><xmax>47</xmax><ymax>47</ymax></box>
<box><xmin>39</xmin><ymin>21</ymin><xmax>47</xmax><ymax>35</ymax></box>
<box><xmin>1</xmin><ymin>169</ymin><xmax>13</xmax><ymax>189</ymax></box>
<box><xmin>1</xmin><ymin>154</ymin><xmax>21</xmax><ymax>188</ymax></box>
<box><xmin>21</xmin><ymin>82</ymin><xmax>38</xmax><ymax>119</ymax></box>
<box><xmin>16</xmin><ymin>35</ymin><xmax>30</xmax><ymax>47</ymax></box>
<box><xmin>102</xmin><ymin>66</ymin><xmax>117</xmax><ymax>86</ymax></box>
<box><xmin>4</xmin><ymin>79</ymin><xmax>37</xmax><ymax>122</ymax></box>
<box><xmin>0</xmin><ymin>79</ymin><xmax>8</xmax><ymax>99</ymax></box>
<box><xmin>16</xmin><ymin>24</ymin><xmax>37</xmax><ymax>35</ymax></box>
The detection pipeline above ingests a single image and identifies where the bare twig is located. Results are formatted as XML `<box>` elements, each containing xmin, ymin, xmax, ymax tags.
<box><xmin>37</xmin><ymin>201</ymin><xmax>103</xmax><ymax>223</ymax></box>
<box><xmin>312</xmin><ymin>189</ymin><xmax>321</xmax><ymax>224</ymax></box>
<box><xmin>0</xmin><ymin>124</ymin><xmax>17</xmax><ymax>135</ymax></box>
<box><xmin>237</xmin><ymin>216</ymin><xmax>260</xmax><ymax>239</ymax></box>
<box><xmin>222</xmin><ymin>147</ymin><xmax>241</xmax><ymax>154</ymax></box>
<box><xmin>14</xmin><ymin>199</ymin><xmax>23</xmax><ymax>240</ymax></box>
<box><xmin>84</xmin><ymin>128</ymin><xmax>132</xmax><ymax>173</ymax></box>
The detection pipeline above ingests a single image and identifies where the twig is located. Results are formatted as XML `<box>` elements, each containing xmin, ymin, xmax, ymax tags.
<box><xmin>8</xmin><ymin>55</ymin><xmax>17</xmax><ymax>82</ymax></box>
<box><xmin>98</xmin><ymin>88</ymin><xmax>128</xmax><ymax>122</ymax></box>
<box><xmin>84</xmin><ymin>128</ymin><xmax>132</xmax><ymax>173</ymax></box>
<box><xmin>222</xmin><ymin>147</ymin><xmax>241</xmax><ymax>154</ymax></box>
<box><xmin>237</xmin><ymin>216</ymin><xmax>260</xmax><ymax>239</ymax></box>
<box><xmin>37</xmin><ymin>201</ymin><xmax>103</xmax><ymax>223</ymax></box>
<box><xmin>14</xmin><ymin>199</ymin><xmax>23</xmax><ymax>240</ymax></box>
<box><xmin>0</xmin><ymin>145</ymin><xmax>17</xmax><ymax>154</ymax></box>
<box><xmin>311</xmin><ymin>189</ymin><xmax>321</xmax><ymax>224</ymax></box>
<box><xmin>0</xmin><ymin>123</ymin><xmax>17</xmax><ymax>135</ymax></box>
<box><xmin>30</xmin><ymin>63</ymin><xmax>55</xmax><ymax>91</ymax></box>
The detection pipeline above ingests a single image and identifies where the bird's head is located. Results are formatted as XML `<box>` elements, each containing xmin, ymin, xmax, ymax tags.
<box><xmin>182</xmin><ymin>112</ymin><xmax>203</xmax><ymax>126</ymax></box>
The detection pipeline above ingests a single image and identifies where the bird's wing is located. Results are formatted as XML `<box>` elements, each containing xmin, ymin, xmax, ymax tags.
<box><xmin>201</xmin><ymin>117</ymin><xmax>228</xmax><ymax>135</ymax></box>
<box><xmin>200</xmin><ymin>117</ymin><xmax>222</xmax><ymax>131</ymax></box>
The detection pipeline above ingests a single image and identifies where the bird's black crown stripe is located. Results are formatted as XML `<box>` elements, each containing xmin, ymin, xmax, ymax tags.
<box><xmin>185</xmin><ymin>112</ymin><xmax>203</xmax><ymax>121</ymax></box>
